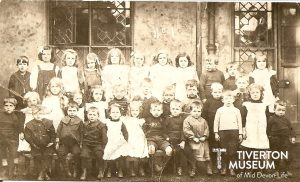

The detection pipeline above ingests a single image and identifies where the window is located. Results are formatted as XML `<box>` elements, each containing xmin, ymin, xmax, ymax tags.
<box><xmin>234</xmin><ymin>2</ymin><xmax>274</xmax><ymax>73</ymax></box>
<box><xmin>48</xmin><ymin>1</ymin><xmax>132</xmax><ymax>66</ymax></box>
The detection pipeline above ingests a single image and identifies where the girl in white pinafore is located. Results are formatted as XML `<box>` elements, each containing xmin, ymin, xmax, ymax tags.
<box><xmin>241</xmin><ymin>84</ymin><xmax>269</xmax><ymax>149</ymax></box>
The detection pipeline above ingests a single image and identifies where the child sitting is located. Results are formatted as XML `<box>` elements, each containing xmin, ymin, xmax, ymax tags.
<box><xmin>85</xmin><ymin>85</ymin><xmax>107</xmax><ymax>122</ymax></box>
<box><xmin>24</xmin><ymin>105</ymin><xmax>56</xmax><ymax>180</ymax></box>
<box><xmin>143</xmin><ymin>101</ymin><xmax>172</xmax><ymax>173</ymax></box>
<box><xmin>80</xmin><ymin>107</ymin><xmax>107</xmax><ymax>180</ymax></box>
<box><xmin>267</xmin><ymin>100</ymin><xmax>296</xmax><ymax>177</ymax></box>
<box><xmin>183</xmin><ymin>101</ymin><xmax>212</xmax><ymax>177</ymax></box>
<box><xmin>108</xmin><ymin>84</ymin><xmax>129</xmax><ymax>116</ymax></box>
<box><xmin>214</xmin><ymin>91</ymin><xmax>243</xmax><ymax>176</ymax></box>
<box><xmin>56</xmin><ymin>101</ymin><xmax>83</xmax><ymax>178</ymax></box>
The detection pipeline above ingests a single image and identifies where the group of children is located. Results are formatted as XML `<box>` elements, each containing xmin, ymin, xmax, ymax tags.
<box><xmin>0</xmin><ymin>47</ymin><xmax>296</xmax><ymax>180</ymax></box>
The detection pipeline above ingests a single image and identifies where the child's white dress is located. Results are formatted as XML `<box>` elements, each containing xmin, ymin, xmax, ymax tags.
<box><xmin>103</xmin><ymin>118</ymin><xmax>129</xmax><ymax>160</ymax></box>
<box><xmin>42</xmin><ymin>95</ymin><xmax>66</xmax><ymax>131</ymax></box>
<box><xmin>85</xmin><ymin>102</ymin><xmax>107</xmax><ymax>123</ymax></box>
<box><xmin>241</xmin><ymin>102</ymin><xmax>269</xmax><ymax>149</ymax></box>
<box><xmin>174</xmin><ymin>66</ymin><xmax>199</xmax><ymax>101</ymax></box>
<box><xmin>18</xmin><ymin>107</ymin><xmax>34</xmax><ymax>152</ymax></box>
<box><xmin>77</xmin><ymin>107</ymin><xmax>85</xmax><ymax>121</ymax></box>
<box><xmin>123</xmin><ymin>117</ymin><xmax>148</xmax><ymax>158</ymax></box>
<box><xmin>129</xmin><ymin>66</ymin><xmax>150</xmax><ymax>98</ymax></box>
<box><xmin>60</xmin><ymin>66</ymin><xmax>81</xmax><ymax>93</ymax></box>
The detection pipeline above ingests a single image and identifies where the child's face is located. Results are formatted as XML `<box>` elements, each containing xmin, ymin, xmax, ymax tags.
<box><xmin>92</xmin><ymin>89</ymin><xmax>103</xmax><ymax>102</ymax></box>
<box><xmin>150</xmin><ymin>105</ymin><xmax>163</xmax><ymax>118</ymax></box>
<box><xmin>190</xmin><ymin>106</ymin><xmax>202</xmax><ymax>119</ymax></box>
<box><xmin>178</xmin><ymin>57</ymin><xmax>189</xmax><ymax>68</ymax></box>
<box><xmin>67</xmin><ymin>107</ymin><xmax>78</xmax><ymax>118</ymax></box>
<box><xmin>110</xmin><ymin>52</ymin><xmax>120</xmax><ymax>64</ymax></box>
<box><xmin>130</xmin><ymin>106</ymin><xmax>140</xmax><ymax>118</ymax></box>
<box><xmin>113</xmin><ymin>88</ymin><xmax>126</xmax><ymax>100</ymax></box>
<box><xmin>28</xmin><ymin>97</ymin><xmax>38</xmax><ymax>107</ymax></box>
<box><xmin>17</xmin><ymin>62</ymin><xmax>28</xmax><ymax>73</ymax></box>
<box><xmin>50</xmin><ymin>84</ymin><xmax>61</xmax><ymax>95</ymax></box>
<box><xmin>170</xmin><ymin>103</ymin><xmax>182</xmax><ymax>117</ymax></box>
<box><xmin>249</xmin><ymin>88</ymin><xmax>261</xmax><ymax>101</ymax></box>
<box><xmin>274</xmin><ymin>105</ymin><xmax>286</xmax><ymax>117</ymax></box>
<box><xmin>87</xmin><ymin>59</ymin><xmax>96</xmax><ymax>69</ymax></box>
<box><xmin>33</xmin><ymin>112</ymin><xmax>43</xmax><ymax>120</ymax></box>
<box><xmin>87</xmin><ymin>110</ymin><xmax>99</xmax><ymax>122</ymax></box>
<box><xmin>236</xmin><ymin>79</ymin><xmax>249</xmax><ymax>91</ymax></box>
<box><xmin>65</xmin><ymin>53</ymin><xmax>76</xmax><ymax>67</ymax></box>
<box><xmin>163</xmin><ymin>91</ymin><xmax>175</xmax><ymax>103</ymax></box>
<box><xmin>256</xmin><ymin>58</ymin><xmax>267</xmax><ymax>70</ymax></box>
<box><xmin>158</xmin><ymin>53</ymin><xmax>168</xmax><ymax>66</ymax></box>
<box><xmin>228</xmin><ymin>66</ymin><xmax>238</xmax><ymax>77</ymax></box>
<box><xmin>110</xmin><ymin>106</ymin><xmax>121</xmax><ymax>120</ymax></box>
<box><xmin>142</xmin><ymin>83</ymin><xmax>152</xmax><ymax>96</ymax></box>
<box><xmin>211</xmin><ymin>89</ymin><xmax>222</xmax><ymax>99</ymax></box>
<box><xmin>73</xmin><ymin>94</ymin><xmax>83</xmax><ymax>106</ymax></box>
<box><xmin>42</xmin><ymin>50</ymin><xmax>52</xmax><ymax>63</ymax></box>
<box><xmin>222</xmin><ymin>95</ymin><xmax>234</xmax><ymax>107</ymax></box>
<box><xmin>205</xmin><ymin>61</ymin><xmax>216</xmax><ymax>71</ymax></box>
<box><xmin>186</xmin><ymin>86</ymin><xmax>198</xmax><ymax>98</ymax></box>
<box><xmin>4</xmin><ymin>103</ymin><xmax>15</xmax><ymax>114</ymax></box>
<box><xmin>133</xmin><ymin>55</ymin><xmax>144</xmax><ymax>67</ymax></box>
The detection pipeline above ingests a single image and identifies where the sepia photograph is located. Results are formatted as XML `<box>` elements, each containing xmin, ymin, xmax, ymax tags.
<box><xmin>0</xmin><ymin>0</ymin><xmax>299</xmax><ymax>181</ymax></box>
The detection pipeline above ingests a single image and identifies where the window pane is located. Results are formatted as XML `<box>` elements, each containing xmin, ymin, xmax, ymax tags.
<box><xmin>76</xmin><ymin>8</ymin><xmax>89</xmax><ymax>45</ymax></box>
<box><xmin>281</xmin><ymin>47</ymin><xmax>297</xmax><ymax>65</ymax></box>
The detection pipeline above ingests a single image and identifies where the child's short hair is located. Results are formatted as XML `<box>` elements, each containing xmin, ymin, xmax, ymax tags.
<box><xmin>16</xmin><ymin>56</ymin><xmax>29</xmax><ymax>66</ymax></box>
<box><xmin>222</xmin><ymin>90</ymin><xmax>236</xmax><ymax>100</ymax></box>
<box><xmin>3</xmin><ymin>97</ymin><xmax>17</xmax><ymax>106</ymax></box>
<box><xmin>253</xmin><ymin>52</ymin><xmax>269</xmax><ymax>70</ymax></box>
<box><xmin>106</xmin><ymin>48</ymin><xmax>125</xmax><ymax>65</ymax></box>
<box><xmin>107</xmin><ymin>103</ymin><xmax>122</xmax><ymax>114</ymax></box>
<box><xmin>205</xmin><ymin>54</ymin><xmax>219</xmax><ymax>65</ymax></box>
<box><xmin>248</xmin><ymin>83</ymin><xmax>264</xmax><ymax>93</ymax></box>
<box><xmin>38</xmin><ymin>46</ymin><xmax>54</xmax><ymax>63</ymax></box>
<box><xmin>24</xmin><ymin>92</ymin><xmax>41</xmax><ymax>104</ymax></box>
<box><xmin>130</xmin><ymin>51</ymin><xmax>145</xmax><ymax>66</ymax></box>
<box><xmin>235</xmin><ymin>75</ymin><xmax>249</xmax><ymax>84</ymax></box>
<box><xmin>141</xmin><ymin>77</ymin><xmax>153</xmax><ymax>87</ymax></box>
<box><xmin>46</xmin><ymin>77</ymin><xmax>63</xmax><ymax>96</ymax></box>
<box><xmin>112</xmin><ymin>84</ymin><xmax>127</xmax><ymax>94</ymax></box>
<box><xmin>150</xmin><ymin>101</ymin><xmax>163</xmax><ymax>110</ymax></box>
<box><xmin>211</xmin><ymin>82</ymin><xmax>223</xmax><ymax>92</ymax></box>
<box><xmin>190</xmin><ymin>101</ymin><xmax>203</xmax><ymax>111</ymax></box>
<box><xmin>89</xmin><ymin>85</ymin><xmax>104</xmax><ymax>102</ymax></box>
<box><xmin>63</xmin><ymin>49</ymin><xmax>78</xmax><ymax>67</ymax></box>
<box><xmin>86</xmin><ymin>52</ymin><xmax>101</xmax><ymax>70</ymax></box>
<box><xmin>175</xmin><ymin>52</ymin><xmax>192</xmax><ymax>67</ymax></box>
<box><xmin>170</xmin><ymin>99</ymin><xmax>182</xmax><ymax>108</ymax></box>
<box><xmin>163</xmin><ymin>85</ymin><xmax>175</xmax><ymax>95</ymax></box>
<box><xmin>185</xmin><ymin>79</ymin><xmax>198</xmax><ymax>89</ymax></box>
<box><xmin>66</xmin><ymin>101</ymin><xmax>79</xmax><ymax>110</ymax></box>
<box><xmin>274</xmin><ymin>100</ymin><xmax>287</xmax><ymax>109</ymax></box>
<box><xmin>152</xmin><ymin>50</ymin><xmax>173</xmax><ymax>65</ymax></box>
<box><xmin>87</xmin><ymin>106</ymin><xmax>99</xmax><ymax>115</ymax></box>
<box><xmin>226</xmin><ymin>62</ymin><xmax>238</xmax><ymax>72</ymax></box>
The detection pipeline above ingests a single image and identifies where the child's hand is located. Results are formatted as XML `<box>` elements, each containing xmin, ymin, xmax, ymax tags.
<box><xmin>239</xmin><ymin>134</ymin><xmax>243</xmax><ymax>143</ymax></box>
<box><xmin>243</xmin><ymin>128</ymin><xmax>247</xmax><ymax>140</ymax></box>
<box><xmin>215</xmin><ymin>133</ymin><xmax>220</xmax><ymax>141</ymax></box>
<box><xmin>291</xmin><ymin>137</ymin><xmax>296</xmax><ymax>144</ymax></box>
<box><xmin>46</xmin><ymin>142</ymin><xmax>53</xmax><ymax>147</ymax></box>
<box><xmin>80</xmin><ymin>144</ymin><xmax>82</xmax><ymax>149</ymax></box>
<box><xmin>178</xmin><ymin>141</ymin><xmax>185</xmax><ymax>149</ymax></box>
<box><xmin>55</xmin><ymin>143</ymin><xmax>59</xmax><ymax>150</ymax></box>
<box><xmin>202</xmin><ymin>99</ymin><xmax>207</xmax><ymax>103</ymax></box>
<box><xmin>193</xmin><ymin>137</ymin><xmax>200</xmax><ymax>143</ymax></box>
<box><xmin>19</xmin><ymin>132</ymin><xmax>24</xmax><ymax>140</ymax></box>
<box><xmin>199</xmin><ymin>137</ymin><xmax>206</xmax><ymax>142</ymax></box>
<box><xmin>166</xmin><ymin>137</ymin><xmax>170</xmax><ymax>141</ymax></box>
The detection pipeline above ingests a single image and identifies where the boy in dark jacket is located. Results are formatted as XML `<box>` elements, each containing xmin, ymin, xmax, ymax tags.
<box><xmin>56</xmin><ymin>102</ymin><xmax>83</xmax><ymax>178</ymax></box>
<box><xmin>24</xmin><ymin>105</ymin><xmax>56</xmax><ymax>180</ymax></box>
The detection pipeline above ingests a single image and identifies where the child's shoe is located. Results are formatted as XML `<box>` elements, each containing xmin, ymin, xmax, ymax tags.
<box><xmin>189</xmin><ymin>168</ymin><xmax>196</xmax><ymax>177</ymax></box>
<box><xmin>139</xmin><ymin>167</ymin><xmax>145</xmax><ymax>177</ymax></box>
<box><xmin>287</xmin><ymin>171</ymin><xmax>293</xmax><ymax>178</ymax></box>
<box><xmin>177</xmin><ymin>167</ymin><xmax>183</xmax><ymax>176</ymax></box>
<box><xmin>229</xmin><ymin>169</ymin><xmax>236</xmax><ymax>176</ymax></box>
<box><xmin>97</xmin><ymin>168</ymin><xmax>104</xmax><ymax>179</ymax></box>
<box><xmin>106</xmin><ymin>167</ymin><xmax>111</xmax><ymax>178</ymax></box>
<box><xmin>73</xmin><ymin>169</ymin><xmax>78</xmax><ymax>178</ymax></box>
<box><xmin>206</xmin><ymin>161</ymin><xmax>213</xmax><ymax>175</ymax></box>
<box><xmin>117</xmin><ymin>169</ymin><xmax>124</xmax><ymax>178</ymax></box>
<box><xmin>37</xmin><ymin>171</ymin><xmax>44</xmax><ymax>180</ymax></box>
<box><xmin>220</xmin><ymin>168</ymin><xmax>227</xmax><ymax>175</ymax></box>
<box><xmin>44</xmin><ymin>172</ymin><xmax>51</xmax><ymax>180</ymax></box>
<box><xmin>80</xmin><ymin>168</ymin><xmax>87</xmax><ymax>180</ymax></box>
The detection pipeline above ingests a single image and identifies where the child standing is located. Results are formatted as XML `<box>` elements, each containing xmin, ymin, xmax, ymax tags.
<box><xmin>183</xmin><ymin>101</ymin><xmax>212</xmax><ymax>177</ymax></box>
<box><xmin>161</xmin><ymin>85</ymin><xmax>176</xmax><ymax>119</ymax></box>
<box><xmin>201</xmin><ymin>82</ymin><xmax>224</xmax><ymax>173</ymax></box>
<box><xmin>72</xmin><ymin>91</ymin><xmax>85</xmax><ymax>121</ymax></box>
<box><xmin>174</xmin><ymin>52</ymin><xmax>199</xmax><ymax>101</ymax></box>
<box><xmin>82</xmin><ymin>53</ymin><xmax>102</xmax><ymax>101</ymax></box>
<box><xmin>214</xmin><ymin>91</ymin><xmax>243</xmax><ymax>176</ymax></box>
<box><xmin>24</xmin><ymin>105</ymin><xmax>56</xmax><ymax>180</ymax></box>
<box><xmin>149</xmin><ymin>50</ymin><xmax>176</xmax><ymax>101</ymax></box>
<box><xmin>249</xmin><ymin>53</ymin><xmax>279</xmax><ymax>113</ymax></box>
<box><xmin>233</xmin><ymin>76</ymin><xmax>250</xmax><ymax>110</ymax></box>
<box><xmin>0</xmin><ymin>98</ymin><xmax>23</xmax><ymax>177</ymax></box>
<box><xmin>102</xmin><ymin>48</ymin><xmax>130</xmax><ymax>100</ymax></box>
<box><xmin>42</xmin><ymin>77</ymin><xmax>68</xmax><ymax>131</ymax></box>
<box><xmin>199</xmin><ymin>54</ymin><xmax>225</xmax><ymax>102</ymax></box>
<box><xmin>85</xmin><ymin>85</ymin><xmax>107</xmax><ymax>122</ymax></box>
<box><xmin>8</xmin><ymin>56</ymin><xmax>31</xmax><ymax>109</ymax></box>
<box><xmin>103</xmin><ymin>104</ymin><xmax>129</xmax><ymax>178</ymax></box>
<box><xmin>164</xmin><ymin>99</ymin><xmax>188</xmax><ymax>176</ymax></box>
<box><xmin>129</xmin><ymin>51</ymin><xmax>150</xmax><ymax>99</ymax></box>
<box><xmin>140</xmin><ymin>78</ymin><xmax>160</xmax><ymax>119</ymax></box>
<box><xmin>80</xmin><ymin>107</ymin><xmax>107</xmax><ymax>180</ymax></box>
<box><xmin>56</xmin><ymin>102</ymin><xmax>83</xmax><ymax>178</ymax></box>
<box><xmin>108</xmin><ymin>84</ymin><xmax>129</xmax><ymax>116</ymax></box>
<box><xmin>182</xmin><ymin>79</ymin><xmax>202</xmax><ymax>113</ymax></box>
<box><xmin>59</xmin><ymin>49</ymin><xmax>83</xmax><ymax>97</ymax></box>
<box><xmin>267</xmin><ymin>100</ymin><xmax>296</xmax><ymax>177</ymax></box>
<box><xmin>240</xmin><ymin>83</ymin><xmax>269</xmax><ymax>150</ymax></box>
<box><xmin>123</xmin><ymin>101</ymin><xmax>148</xmax><ymax>177</ymax></box>
<box><xmin>223</xmin><ymin>62</ymin><xmax>239</xmax><ymax>91</ymax></box>
<box><xmin>30</xmin><ymin>46</ymin><xmax>59</xmax><ymax>99</ymax></box>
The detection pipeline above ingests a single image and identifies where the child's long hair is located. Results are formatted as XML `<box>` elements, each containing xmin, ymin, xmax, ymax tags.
<box><xmin>86</xmin><ymin>52</ymin><xmax>102</xmax><ymax>70</ymax></box>
<box><xmin>106</xmin><ymin>48</ymin><xmax>126</xmax><ymax>65</ymax></box>
<box><xmin>38</xmin><ymin>46</ymin><xmax>55</xmax><ymax>63</ymax></box>
<box><xmin>62</xmin><ymin>49</ymin><xmax>78</xmax><ymax>67</ymax></box>
<box><xmin>252</xmin><ymin>52</ymin><xmax>270</xmax><ymax>70</ymax></box>
<box><xmin>128</xmin><ymin>100</ymin><xmax>142</xmax><ymax>117</ymax></box>
<box><xmin>130</xmin><ymin>51</ymin><xmax>145</xmax><ymax>67</ymax></box>
<box><xmin>107</xmin><ymin>103</ymin><xmax>122</xmax><ymax>118</ymax></box>
<box><xmin>88</xmin><ymin>85</ymin><xmax>105</xmax><ymax>102</ymax></box>
<box><xmin>247</xmin><ymin>83</ymin><xmax>264</xmax><ymax>101</ymax></box>
<box><xmin>46</xmin><ymin>77</ymin><xmax>68</xmax><ymax>109</ymax></box>
<box><xmin>23</xmin><ymin>92</ymin><xmax>41</xmax><ymax>107</ymax></box>
<box><xmin>175</xmin><ymin>52</ymin><xmax>193</xmax><ymax>67</ymax></box>
<box><xmin>152</xmin><ymin>50</ymin><xmax>173</xmax><ymax>65</ymax></box>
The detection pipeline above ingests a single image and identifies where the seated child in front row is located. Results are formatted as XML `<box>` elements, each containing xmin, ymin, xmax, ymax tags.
<box><xmin>267</xmin><ymin>100</ymin><xmax>296</xmax><ymax>177</ymax></box>
<box><xmin>143</xmin><ymin>101</ymin><xmax>172</xmax><ymax>173</ymax></box>
<box><xmin>183</xmin><ymin>101</ymin><xmax>212</xmax><ymax>177</ymax></box>
<box><xmin>214</xmin><ymin>91</ymin><xmax>243</xmax><ymax>176</ymax></box>
<box><xmin>80</xmin><ymin>107</ymin><xmax>107</xmax><ymax>180</ymax></box>
<box><xmin>56</xmin><ymin>101</ymin><xmax>83</xmax><ymax>178</ymax></box>
<box><xmin>24</xmin><ymin>105</ymin><xmax>56</xmax><ymax>180</ymax></box>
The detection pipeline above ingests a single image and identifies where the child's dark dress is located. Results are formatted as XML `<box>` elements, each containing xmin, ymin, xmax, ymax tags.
<box><xmin>37</xmin><ymin>65</ymin><xmax>57</xmax><ymax>99</ymax></box>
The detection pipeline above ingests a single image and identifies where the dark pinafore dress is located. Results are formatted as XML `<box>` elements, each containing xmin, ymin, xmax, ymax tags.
<box><xmin>36</xmin><ymin>64</ymin><xmax>57</xmax><ymax>99</ymax></box>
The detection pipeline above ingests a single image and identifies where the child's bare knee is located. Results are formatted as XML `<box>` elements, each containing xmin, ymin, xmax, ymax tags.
<box><xmin>165</xmin><ymin>146</ymin><xmax>173</xmax><ymax>156</ymax></box>
<box><xmin>148</xmin><ymin>145</ymin><xmax>156</xmax><ymax>155</ymax></box>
